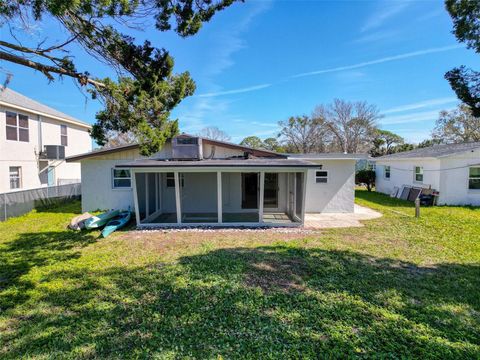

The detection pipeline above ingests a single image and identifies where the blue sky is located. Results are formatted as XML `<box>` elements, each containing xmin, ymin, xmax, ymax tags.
<box><xmin>3</xmin><ymin>0</ymin><xmax>479</xmax><ymax>144</ymax></box>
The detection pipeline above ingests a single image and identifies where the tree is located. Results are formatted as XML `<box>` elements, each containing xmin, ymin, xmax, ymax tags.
<box><xmin>445</xmin><ymin>0</ymin><xmax>480</xmax><ymax>117</ymax></box>
<box><xmin>370</xmin><ymin>129</ymin><xmax>404</xmax><ymax>157</ymax></box>
<box><xmin>240</xmin><ymin>136</ymin><xmax>264</xmax><ymax>149</ymax></box>
<box><xmin>278</xmin><ymin>115</ymin><xmax>329</xmax><ymax>153</ymax></box>
<box><xmin>314</xmin><ymin>99</ymin><xmax>380</xmax><ymax>153</ymax></box>
<box><xmin>0</xmin><ymin>1</ymin><xmax>236</xmax><ymax>155</ymax></box>
<box><xmin>103</xmin><ymin>131</ymin><xmax>137</xmax><ymax>148</ymax></box>
<box><xmin>417</xmin><ymin>138</ymin><xmax>444</xmax><ymax>148</ymax></box>
<box><xmin>432</xmin><ymin>104</ymin><xmax>480</xmax><ymax>142</ymax></box>
<box><xmin>355</xmin><ymin>169</ymin><xmax>375</xmax><ymax>192</ymax></box>
<box><xmin>263</xmin><ymin>137</ymin><xmax>285</xmax><ymax>153</ymax></box>
<box><xmin>198</xmin><ymin>127</ymin><xmax>231</xmax><ymax>142</ymax></box>
<box><xmin>391</xmin><ymin>143</ymin><xmax>416</xmax><ymax>153</ymax></box>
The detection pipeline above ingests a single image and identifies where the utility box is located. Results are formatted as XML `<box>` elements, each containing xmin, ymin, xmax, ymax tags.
<box><xmin>172</xmin><ymin>137</ymin><xmax>203</xmax><ymax>160</ymax></box>
<box><xmin>42</xmin><ymin>145</ymin><xmax>65</xmax><ymax>160</ymax></box>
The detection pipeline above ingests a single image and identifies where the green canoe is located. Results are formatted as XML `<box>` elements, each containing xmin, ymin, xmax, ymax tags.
<box><xmin>84</xmin><ymin>209</ymin><xmax>120</xmax><ymax>229</ymax></box>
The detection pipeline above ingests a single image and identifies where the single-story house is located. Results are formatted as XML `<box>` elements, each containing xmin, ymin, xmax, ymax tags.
<box><xmin>374</xmin><ymin>142</ymin><xmax>480</xmax><ymax>206</ymax></box>
<box><xmin>66</xmin><ymin>135</ymin><xmax>366</xmax><ymax>227</ymax></box>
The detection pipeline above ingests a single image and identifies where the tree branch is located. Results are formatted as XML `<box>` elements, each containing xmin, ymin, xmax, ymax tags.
<box><xmin>0</xmin><ymin>50</ymin><xmax>104</xmax><ymax>88</ymax></box>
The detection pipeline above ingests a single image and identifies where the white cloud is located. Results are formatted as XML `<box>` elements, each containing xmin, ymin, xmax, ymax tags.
<box><xmin>291</xmin><ymin>45</ymin><xmax>463</xmax><ymax>78</ymax></box>
<box><xmin>196</xmin><ymin>83</ymin><xmax>272</xmax><ymax>97</ymax></box>
<box><xmin>383</xmin><ymin>97</ymin><xmax>458</xmax><ymax>114</ymax></box>
<box><xmin>178</xmin><ymin>1</ymin><xmax>272</xmax><ymax>132</ymax></box>
<box><xmin>354</xmin><ymin>29</ymin><xmax>400</xmax><ymax>44</ymax></box>
<box><xmin>361</xmin><ymin>1</ymin><xmax>410</xmax><ymax>32</ymax></box>
<box><xmin>381</xmin><ymin>108</ymin><xmax>455</xmax><ymax>125</ymax></box>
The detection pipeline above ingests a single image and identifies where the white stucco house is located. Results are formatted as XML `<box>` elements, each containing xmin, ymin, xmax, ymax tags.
<box><xmin>375</xmin><ymin>142</ymin><xmax>480</xmax><ymax>206</ymax></box>
<box><xmin>67</xmin><ymin>134</ymin><xmax>365</xmax><ymax>227</ymax></box>
<box><xmin>0</xmin><ymin>87</ymin><xmax>92</xmax><ymax>193</ymax></box>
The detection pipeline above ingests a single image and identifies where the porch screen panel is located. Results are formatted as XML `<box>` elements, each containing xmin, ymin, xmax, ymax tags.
<box><xmin>222</xmin><ymin>172</ymin><xmax>260</xmax><ymax>223</ymax></box>
<box><xmin>147</xmin><ymin>173</ymin><xmax>156</xmax><ymax>217</ymax></box>
<box><xmin>135</xmin><ymin>173</ymin><xmax>147</xmax><ymax>222</ymax></box>
<box><xmin>180</xmin><ymin>172</ymin><xmax>218</xmax><ymax>223</ymax></box>
<box><xmin>295</xmin><ymin>172</ymin><xmax>304</xmax><ymax>221</ymax></box>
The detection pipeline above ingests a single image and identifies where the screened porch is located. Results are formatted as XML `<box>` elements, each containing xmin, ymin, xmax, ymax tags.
<box><xmin>132</xmin><ymin>170</ymin><xmax>307</xmax><ymax>226</ymax></box>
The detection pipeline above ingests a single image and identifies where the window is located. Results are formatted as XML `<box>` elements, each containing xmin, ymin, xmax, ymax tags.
<box><xmin>469</xmin><ymin>167</ymin><xmax>480</xmax><ymax>190</ymax></box>
<box><xmin>166</xmin><ymin>172</ymin><xmax>184</xmax><ymax>187</ymax></box>
<box><xmin>176</xmin><ymin>137</ymin><xmax>198</xmax><ymax>145</ymax></box>
<box><xmin>112</xmin><ymin>169</ymin><xmax>131</xmax><ymax>188</ymax></box>
<box><xmin>384</xmin><ymin>165</ymin><xmax>391</xmax><ymax>180</ymax></box>
<box><xmin>414</xmin><ymin>166</ymin><xmax>423</xmax><ymax>182</ymax></box>
<box><xmin>9</xmin><ymin>167</ymin><xmax>21</xmax><ymax>189</ymax></box>
<box><xmin>315</xmin><ymin>170</ymin><xmax>328</xmax><ymax>183</ymax></box>
<box><xmin>60</xmin><ymin>124</ymin><xmax>68</xmax><ymax>146</ymax></box>
<box><xmin>6</xmin><ymin>111</ymin><xmax>29</xmax><ymax>142</ymax></box>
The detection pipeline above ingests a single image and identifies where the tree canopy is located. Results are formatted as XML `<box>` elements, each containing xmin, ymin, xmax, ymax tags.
<box><xmin>0</xmin><ymin>0</ymin><xmax>237</xmax><ymax>155</ymax></box>
<box><xmin>369</xmin><ymin>129</ymin><xmax>405</xmax><ymax>157</ymax></box>
<box><xmin>432</xmin><ymin>104</ymin><xmax>480</xmax><ymax>142</ymax></box>
<box><xmin>197</xmin><ymin>127</ymin><xmax>231</xmax><ymax>142</ymax></box>
<box><xmin>445</xmin><ymin>0</ymin><xmax>480</xmax><ymax>116</ymax></box>
<box><xmin>239</xmin><ymin>136</ymin><xmax>264</xmax><ymax>149</ymax></box>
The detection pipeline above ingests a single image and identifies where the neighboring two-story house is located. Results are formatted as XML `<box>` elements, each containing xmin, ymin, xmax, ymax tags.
<box><xmin>0</xmin><ymin>87</ymin><xmax>92</xmax><ymax>193</ymax></box>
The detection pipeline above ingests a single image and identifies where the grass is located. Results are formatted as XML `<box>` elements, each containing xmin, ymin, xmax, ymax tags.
<box><xmin>0</xmin><ymin>191</ymin><xmax>479</xmax><ymax>359</ymax></box>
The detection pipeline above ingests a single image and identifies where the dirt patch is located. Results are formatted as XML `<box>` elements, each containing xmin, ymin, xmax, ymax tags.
<box><xmin>244</xmin><ymin>257</ymin><xmax>310</xmax><ymax>294</ymax></box>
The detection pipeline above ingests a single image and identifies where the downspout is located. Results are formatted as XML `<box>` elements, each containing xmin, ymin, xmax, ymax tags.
<box><xmin>37</xmin><ymin>114</ymin><xmax>42</xmax><ymax>152</ymax></box>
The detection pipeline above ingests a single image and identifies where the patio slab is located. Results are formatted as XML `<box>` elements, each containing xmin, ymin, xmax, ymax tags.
<box><xmin>304</xmin><ymin>204</ymin><xmax>382</xmax><ymax>229</ymax></box>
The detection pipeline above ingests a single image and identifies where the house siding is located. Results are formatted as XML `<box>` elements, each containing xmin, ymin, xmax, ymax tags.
<box><xmin>0</xmin><ymin>105</ymin><xmax>91</xmax><ymax>193</ymax></box>
<box><xmin>80</xmin><ymin>148</ymin><xmax>141</xmax><ymax>212</ymax></box>
<box><xmin>375</xmin><ymin>149</ymin><xmax>480</xmax><ymax>206</ymax></box>
<box><xmin>304</xmin><ymin>159</ymin><xmax>356</xmax><ymax>213</ymax></box>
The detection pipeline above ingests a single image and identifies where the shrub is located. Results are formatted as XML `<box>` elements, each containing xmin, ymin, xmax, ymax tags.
<box><xmin>356</xmin><ymin>169</ymin><xmax>376</xmax><ymax>192</ymax></box>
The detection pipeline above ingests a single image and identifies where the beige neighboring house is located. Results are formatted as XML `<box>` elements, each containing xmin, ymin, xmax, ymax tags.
<box><xmin>0</xmin><ymin>87</ymin><xmax>92</xmax><ymax>193</ymax></box>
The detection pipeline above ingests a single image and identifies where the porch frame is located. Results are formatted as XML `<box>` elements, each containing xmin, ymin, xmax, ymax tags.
<box><xmin>130</xmin><ymin>166</ymin><xmax>310</xmax><ymax>228</ymax></box>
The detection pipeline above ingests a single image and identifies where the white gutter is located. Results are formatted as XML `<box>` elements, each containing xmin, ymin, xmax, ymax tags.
<box><xmin>0</xmin><ymin>101</ymin><xmax>92</xmax><ymax>129</ymax></box>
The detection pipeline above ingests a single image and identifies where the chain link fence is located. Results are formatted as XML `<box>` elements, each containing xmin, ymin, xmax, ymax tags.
<box><xmin>0</xmin><ymin>183</ymin><xmax>81</xmax><ymax>221</ymax></box>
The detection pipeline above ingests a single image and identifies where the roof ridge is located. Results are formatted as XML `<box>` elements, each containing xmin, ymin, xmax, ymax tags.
<box><xmin>0</xmin><ymin>86</ymin><xmax>90</xmax><ymax>126</ymax></box>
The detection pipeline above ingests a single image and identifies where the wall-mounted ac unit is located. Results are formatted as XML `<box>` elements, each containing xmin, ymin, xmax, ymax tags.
<box><xmin>42</xmin><ymin>145</ymin><xmax>65</xmax><ymax>160</ymax></box>
<box><xmin>172</xmin><ymin>137</ymin><xmax>203</xmax><ymax>160</ymax></box>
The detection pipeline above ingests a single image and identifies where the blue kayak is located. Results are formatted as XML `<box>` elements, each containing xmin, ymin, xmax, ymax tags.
<box><xmin>84</xmin><ymin>209</ymin><xmax>120</xmax><ymax>229</ymax></box>
<box><xmin>101</xmin><ymin>211</ymin><xmax>131</xmax><ymax>238</ymax></box>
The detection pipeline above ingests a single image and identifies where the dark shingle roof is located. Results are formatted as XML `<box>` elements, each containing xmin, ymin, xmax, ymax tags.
<box><xmin>116</xmin><ymin>158</ymin><xmax>318</xmax><ymax>168</ymax></box>
<box><xmin>376</xmin><ymin>142</ymin><xmax>480</xmax><ymax>160</ymax></box>
<box><xmin>0</xmin><ymin>87</ymin><xmax>90</xmax><ymax>127</ymax></box>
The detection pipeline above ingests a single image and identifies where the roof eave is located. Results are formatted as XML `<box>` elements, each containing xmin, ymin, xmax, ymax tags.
<box><xmin>0</xmin><ymin>100</ymin><xmax>92</xmax><ymax>129</ymax></box>
<box><xmin>66</xmin><ymin>144</ymin><xmax>139</xmax><ymax>162</ymax></box>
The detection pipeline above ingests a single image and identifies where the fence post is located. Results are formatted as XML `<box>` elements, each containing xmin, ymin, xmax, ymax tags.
<box><xmin>3</xmin><ymin>193</ymin><xmax>6</xmax><ymax>221</ymax></box>
<box><xmin>415</xmin><ymin>198</ymin><xmax>420</xmax><ymax>218</ymax></box>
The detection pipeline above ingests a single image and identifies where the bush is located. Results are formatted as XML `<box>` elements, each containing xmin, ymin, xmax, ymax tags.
<box><xmin>356</xmin><ymin>169</ymin><xmax>376</xmax><ymax>192</ymax></box>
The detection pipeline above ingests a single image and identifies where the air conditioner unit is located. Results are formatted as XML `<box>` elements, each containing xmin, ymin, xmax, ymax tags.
<box><xmin>172</xmin><ymin>137</ymin><xmax>203</xmax><ymax>160</ymax></box>
<box><xmin>42</xmin><ymin>145</ymin><xmax>65</xmax><ymax>160</ymax></box>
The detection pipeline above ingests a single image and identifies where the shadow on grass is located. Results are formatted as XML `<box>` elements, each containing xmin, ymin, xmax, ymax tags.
<box><xmin>0</xmin><ymin>230</ymin><xmax>97</xmax><ymax>309</ymax></box>
<box><xmin>1</xmin><ymin>245</ymin><xmax>479</xmax><ymax>358</ymax></box>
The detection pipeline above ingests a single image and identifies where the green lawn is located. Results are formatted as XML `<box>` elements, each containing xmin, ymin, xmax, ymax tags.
<box><xmin>0</xmin><ymin>191</ymin><xmax>479</xmax><ymax>359</ymax></box>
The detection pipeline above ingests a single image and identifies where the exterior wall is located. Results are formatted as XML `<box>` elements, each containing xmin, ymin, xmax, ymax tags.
<box><xmin>80</xmin><ymin>148</ymin><xmax>141</xmax><ymax>212</ymax></box>
<box><xmin>0</xmin><ymin>105</ymin><xmax>91</xmax><ymax>193</ymax></box>
<box><xmin>304</xmin><ymin>160</ymin><xmax>356</xmax><ymax>213</ymax></box>
<box><xmin>375</xmin><ymin>158</ymin><xmax>441</xmax><ymax>197</ymax></box>
<box><xmin>438</xmin><ymin>149</ymin><xmax>480</xmax><ymax>206</ymax></box>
